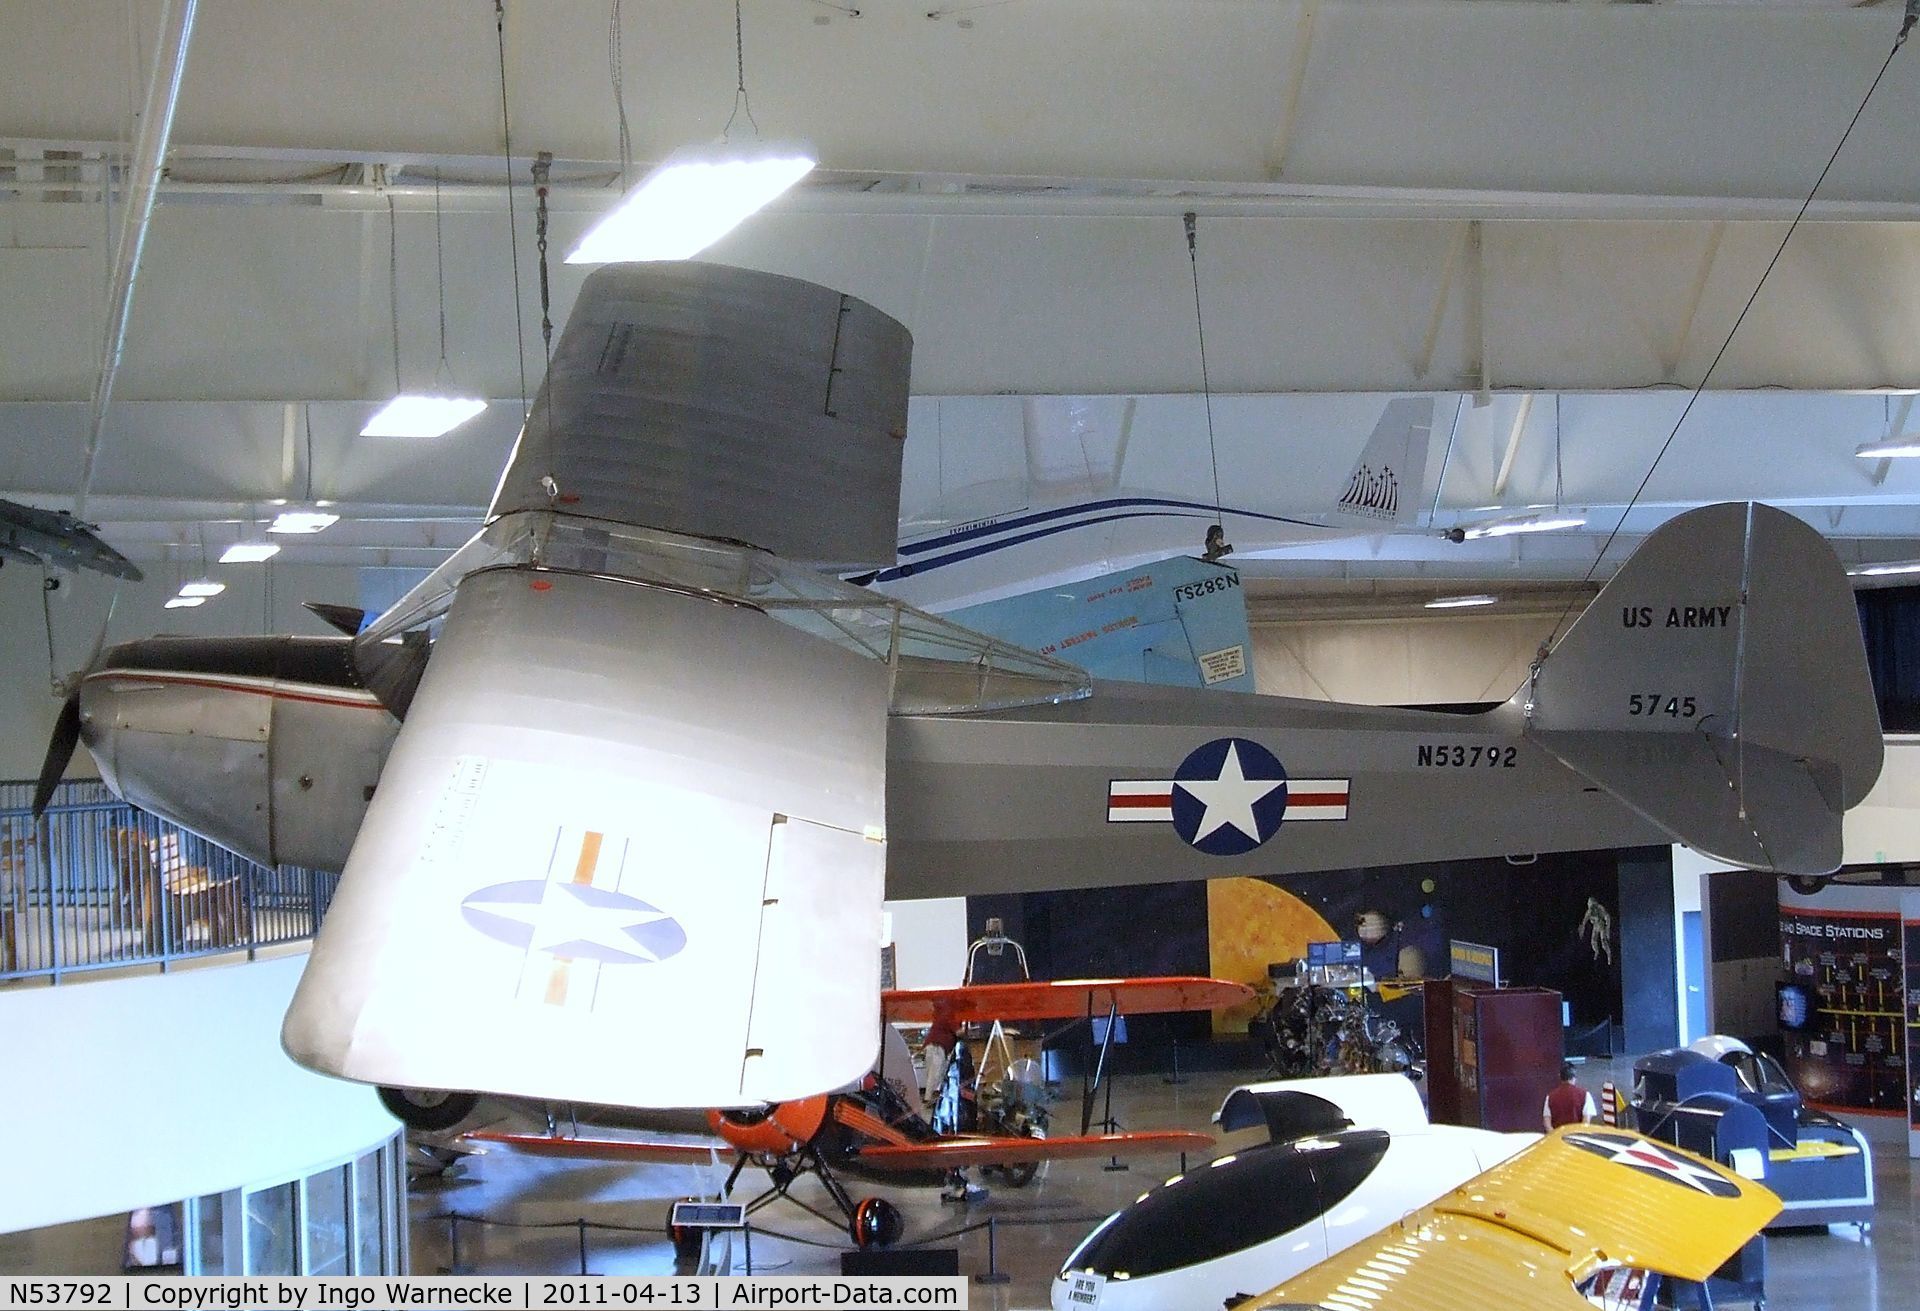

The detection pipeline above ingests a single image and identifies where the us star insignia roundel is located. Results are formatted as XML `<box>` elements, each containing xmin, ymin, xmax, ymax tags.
<box><xmin>1563</xmin><ymin>1131</ymin><xmax>1744</xmax><ymax>1198</ymax></box>
<box><xmin>1106</xmin><ymin>737</ymin><xmax>1350</xmax><ymax>856</ymax></box>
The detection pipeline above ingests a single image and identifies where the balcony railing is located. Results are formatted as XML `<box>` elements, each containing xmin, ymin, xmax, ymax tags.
<box><xmin>0</xmin><ymin>780</ymin><xmax>337</xmax><ymax>982</ymax></box>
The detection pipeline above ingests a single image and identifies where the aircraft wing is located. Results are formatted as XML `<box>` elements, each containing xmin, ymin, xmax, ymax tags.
<box><xmin>1236</xmin><ymin>1126</ymin><xmax>1780</xmax><ymax>1311</ymax></box>
<box><xmin>852</xmin><ymin>1130</ymin><xmax>1212</xmax><ymax>1172</ymax></box>
<box><xmin>460</xmin><ymin>1130</ymin><xmax>730</xmax><ymax>1167</ymax></box>
<box><xmin>882</xmin><ymin>976</ymin><xmax>1253</xmax><ymax>1025</ymax></box>
<box><xmin>281</xmin><ymin>564</ymin><xmax>891</xmax><ymax>1109</ymax></box>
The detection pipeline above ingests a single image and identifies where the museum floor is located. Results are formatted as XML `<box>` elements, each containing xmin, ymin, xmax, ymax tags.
<box><xmin>408</xmin><ymin>1061</ymin><xmax>1919</xmax><ymax>1310</ymax></box>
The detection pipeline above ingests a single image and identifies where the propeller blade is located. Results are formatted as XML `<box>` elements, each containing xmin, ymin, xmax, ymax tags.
<box><xmin>31</xmin><ymin>693</ymin><xmax>82</xmax><ymax>818</ymax></box>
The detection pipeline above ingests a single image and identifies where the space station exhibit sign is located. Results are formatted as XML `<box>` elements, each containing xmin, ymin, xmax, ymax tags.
<box><xmin>1450</xmin><ymin>939</ymin><xmax>1500</xmax><ymax>985</ymax></box>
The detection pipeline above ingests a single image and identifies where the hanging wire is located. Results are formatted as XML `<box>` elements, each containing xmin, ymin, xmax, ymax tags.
<box><xmin>494</xmin><ymin>0</ymin><xmax>532</xmax><ymax>421</ymax></box>
<box><xmin>433</xmin><ymin>169</ymin><xmax>453</xmax><ymax>386</ymax></box>
<box><xmin>532</xmin><ymin>151</ymin><xmax>557</xmax><ymax>445</ymax></box>
<box><xmin>609</xmin><ymin>0</ymin><xmax>634</xmax><ymax>188</ymax></box>
<box><xmin>722</xmin><ymin>0</ymin><xmax>760</xmax><ymax>140</ymax></box>
<box><xmin>1554</xmin><ymin>393</ymin><xmax>1564</xmax><ymax>510</ymax></box>
<box><xmin>385</xmin><ymin>194</ymin><xmax>402</xmax><ymax>393</ymax></box>
<box><xmin>1538</xmin><ymin>14</ymin><xmax>1914</xmax><ymax>651</ymax></box>
<box><xmin>1582</xmin><ymin>20</ymin><xmax>1912</xmax><ymax>591</ymax></box>
<box><xmin>1183</xmin><ymin>212</ymin><xmax>1229</xmax><ymax>559</ymax></box>
<box><xmin>40</xmin><ymin>564</ymin><xmax>61</xmax><ymax>691</ymax></box>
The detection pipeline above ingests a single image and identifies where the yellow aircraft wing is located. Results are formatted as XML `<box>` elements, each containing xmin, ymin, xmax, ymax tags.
<box><xmin>1236</xmin><ymin>1126</ymin><xmax>1781</xmax><ymax>1311</ymax></box>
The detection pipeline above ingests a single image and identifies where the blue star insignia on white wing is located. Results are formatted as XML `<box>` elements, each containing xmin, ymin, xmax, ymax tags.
<box><xmin>460</xmin><ymin>880</ymin><xmax>688</xmax><ymax>965</ymax></box>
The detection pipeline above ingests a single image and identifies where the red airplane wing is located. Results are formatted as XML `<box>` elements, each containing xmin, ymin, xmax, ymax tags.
<box><xmin>882</xmin><ymin>976</ymin><xmax>1253</xmax><ymax>1025</ymax></box>
<box><xmin>851</xmin><ymin>1130</ymin><xmax>1214</xmax><ymax>1172</ymax></box>
<box><xmin>462</xmin><ymin>1130</ymin><xmax>730</xmax><ymax>1165</ymax></box>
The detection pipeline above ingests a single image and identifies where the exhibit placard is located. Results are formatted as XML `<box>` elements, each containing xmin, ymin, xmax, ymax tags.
<box><xmin>1450</xmin><ymin>939</ymin><xmax>1500</xmax><ymax>985</ymax></box>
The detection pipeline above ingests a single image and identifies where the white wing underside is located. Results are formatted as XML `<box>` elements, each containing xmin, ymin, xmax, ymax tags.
<box><xmin>282</xmin><ymin>566</ymin><xmax>889</xmax><ymax>1108</ymax></box>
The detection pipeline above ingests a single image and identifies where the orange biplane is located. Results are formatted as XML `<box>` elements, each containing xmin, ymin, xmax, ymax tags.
<box><xmin>466</xmin><ymin>975</ymin><xmax>1248</xmax><ymax>1247</ymax></box>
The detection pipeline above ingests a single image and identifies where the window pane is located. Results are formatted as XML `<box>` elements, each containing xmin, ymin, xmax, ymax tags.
<box><xmin>306</xmin><ymin>1165</ymin><xmax>350</xmax><ymax>1276</ymax></box>
<box><xmin>194</xmin><ymin>1194</ymin><xmax>225</xmax><ymax>1275</ymax></box>
<box><xmin>244</xmin><ymin>1183</ymin><xmax>297</xmax><ymax>1275</ymax></box>
<box><xmin>353</xmin><ymin>1149</ymin><xmax>384</xmax><ymax>1275</ymax></box>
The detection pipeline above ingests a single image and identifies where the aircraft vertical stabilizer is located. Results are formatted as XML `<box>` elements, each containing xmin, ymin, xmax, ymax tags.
<box><xmin>1526</xmin><ymin>502</ymin><xmax>1882</xmax><ymax>874</ymax></box>
<box><xmin>1325</xmin><ymin>397</ymin><xmax>1431</xmax><ymax>528</ymax></box>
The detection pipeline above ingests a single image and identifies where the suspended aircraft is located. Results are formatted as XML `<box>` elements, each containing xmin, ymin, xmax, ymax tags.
<box><xmin>0</xmin><ymin>496</ymin><xmax>142</xmax><ymax>583</ymax></box>
<box><xmin>32</xmin><ymin>262</ymin><xmax>1883</xmax><ymax>1114</ymax></box>
<box><xmin>461</xmin><ymin>976</ymin><xmax>1246</xmax><ymax>1248</ymax></box>
<box><xmin>853</xmin><ymin>395</ymin><xmax>1433</xmax><ymax>612</ymax></box>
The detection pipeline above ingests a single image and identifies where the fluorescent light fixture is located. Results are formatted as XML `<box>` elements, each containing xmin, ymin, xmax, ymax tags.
<box><xmin>1425</xmin><ymin>593</ymin><xmax>1500</xmax><ymax>609</ymax></box>
<box><xmin>177</xmin><ymin>580</ymin><xmax>226</xmax><ymax>598</ymax></box>
<box><xmin>1854</xmin><ymin>435</ymin><xmax>1920</xmax><ymax>458</ymax></box>
<box><xmin>1460</xmin><ymin>514</ymin><xmax>1587</xmax><ymax>540</ymax></box>
<box><xmin>361</xmin><ymin>395</ymin><xmax>487</xmax><ymax>438</ymax></box>
<box><xmin>1849</xmin><ymin>561</ymin><xmax>1920</xmax><ymax>578</ymax></box>
<box><xmin>566</xmin><ymin>140</ymin><xmax>816</xmax><ymax>264</ymax></box>
<box><xmin>269</xmin><ymin>510</ymin><xmax>340</xmax><ymax>535</ymax></box>
<box><xmin>164</xmin><ymin>596</ymin><xmax>206</xmax><ymax>609</ymax></box>
<box><xmin>219</xmin><ymin>541</ymin><xmax>281</xmax><ymax>564</ymax></box>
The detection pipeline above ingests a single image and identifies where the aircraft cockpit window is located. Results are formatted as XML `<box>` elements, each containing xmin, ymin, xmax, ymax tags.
<box><xmin>356</xmin><ymin>510</ymin><xmax>1094</xmax><ymax>715</ymax></box>
<box><xmin>1727</xmin><ymin>1052</ymin><xmax>1795</xmax><ymax>1097</ymax></box>
<box><xmin>1058</xmin><ymin>1131</ymin><xmax>1390</xmax><ymax>1281</ymax></box>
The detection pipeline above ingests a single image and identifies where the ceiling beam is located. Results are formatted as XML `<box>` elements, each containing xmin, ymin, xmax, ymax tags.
<box><xmin>74</xmin><ymin>0</ymin><xmax>198</xmax><ymax>518</ymax></box>
<box><xmin>1264</xmin><ymin>0</ymin><xmax>1320</xmax><ymax>180</ymax></box>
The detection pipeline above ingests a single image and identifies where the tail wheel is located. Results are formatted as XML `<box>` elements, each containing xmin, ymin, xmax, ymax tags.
<box><xmin>1786</xmin><ymin>874</ymin><xmax>1831</xmax><ymax>896</ymax></box>
<box><xmin>850</xmin><ymin>1197</ymin><xmax>903</xmax><ymax>1249</ymax></box>
<box><xmin>378</xmin><ymin>1086</ymin><xmax>480</xmax><ymax>1132</ymax></box>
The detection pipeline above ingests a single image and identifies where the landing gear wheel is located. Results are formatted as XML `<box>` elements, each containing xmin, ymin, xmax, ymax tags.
<box><xmin>1786</xmin><ymin>874</ymin><xmax>1831</xmax><ymax>896</ymax></box>
<box><xmin>850</xmin><ymin>1197</ymin><xmax>903</xmax><ymax>1249</ymax></box>
<box><xmin>378</xmin><ymin>1086</ymin><xmax>480</xmax><ymax>1132</ymax></box>
<box><xmin>1000</xmin><ymin>1160</ymin><xmax>1038</xmax><ymax>1188</ymax></box>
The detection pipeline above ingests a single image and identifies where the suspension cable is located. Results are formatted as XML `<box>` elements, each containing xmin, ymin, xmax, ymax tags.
<box><xmin>494</xmin><ymin>0</ymin><xmax>531</xmax><ymax>422</ymax></box>
<box><xmin>1184</xmin><ymin>212</ymin><xmax>1228</xmax><ymax>558</ymax></box>
<box><xmin>1542</xmin><ymin>15</ymin><xmax>1914</xmax><ymax>650</ymax></box>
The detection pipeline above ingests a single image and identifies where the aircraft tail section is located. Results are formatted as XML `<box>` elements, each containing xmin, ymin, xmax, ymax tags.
<box><xmin>1326</xmin><ymin>397</ymin><xmax>1432</xmax><ymax>527</ymax></box>
<box><xmin>1525</xmin><ymin>502</ymin><xmax>1882</xmax><ymax>874</ymax></box>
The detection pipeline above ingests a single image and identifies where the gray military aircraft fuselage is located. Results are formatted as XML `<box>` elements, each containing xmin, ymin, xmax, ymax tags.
<box><xmin>0</xmin><ymin>496</ymin><xmax>142</xmax><ymax>582</ymax></box>
<box><xmin>69</xmin><ymin>498</ymin><xmax>1880</xmax><ymax>898</ymax></box>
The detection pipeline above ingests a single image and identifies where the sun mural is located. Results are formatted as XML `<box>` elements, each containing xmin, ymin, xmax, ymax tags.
<box><xmin>1207</xmin><ymin>876</ymin><xmax>1340</xmax><ymax>1034</ymax></box>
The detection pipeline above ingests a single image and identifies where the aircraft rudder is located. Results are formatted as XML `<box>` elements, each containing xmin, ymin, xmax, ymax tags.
<box><xmin>1524</xmin><ymin>502</ymin><xmax>1881</xmax><ymax>873</ymax></box>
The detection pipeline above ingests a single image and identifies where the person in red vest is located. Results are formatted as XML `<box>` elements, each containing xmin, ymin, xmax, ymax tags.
<box><xmin>1543</xmin><ymin>1062</ymin><xmax>1598</xmax><ymax>1130</ymax></box>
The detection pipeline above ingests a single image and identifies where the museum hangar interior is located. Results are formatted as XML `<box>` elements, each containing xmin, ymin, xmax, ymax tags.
<box><xmin>6</xmin><ymin>2</ymin><xmax>1920</xmax><ymax>1307</ymax></box>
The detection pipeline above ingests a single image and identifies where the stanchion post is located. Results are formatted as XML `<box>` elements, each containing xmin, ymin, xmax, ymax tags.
<box><xmin>744</xmin><ymin>1223</ymin><xmax>753</xmax><ymax>1276</ymax></box>
<box><xmin>974</xmin><ymin>1215</ymin><xmax>1011</xmax><ymax>1285</ymax></box>
<box><xmin>448</xmin><ymin>1214</ymin><xmax>461</xmax><ymax>1275</ymax></box>
<box><xmin>578</xmin><ymin>1219</ymin><xmax>590</xmax><ymax>1274</ymax></box>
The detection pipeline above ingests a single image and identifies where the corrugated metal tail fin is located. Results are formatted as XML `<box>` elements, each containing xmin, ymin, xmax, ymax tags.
<box><xmin>1523</xmin><ymin>502</ymin><xmax>1881</xmax><ymax>875</ymax></box>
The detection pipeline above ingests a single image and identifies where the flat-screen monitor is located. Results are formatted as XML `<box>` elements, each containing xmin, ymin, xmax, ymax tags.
<box><xmin>1777</xmin><ymin>982</ymin><xmax>1812</xmax><ymax>1032</ymax></box>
